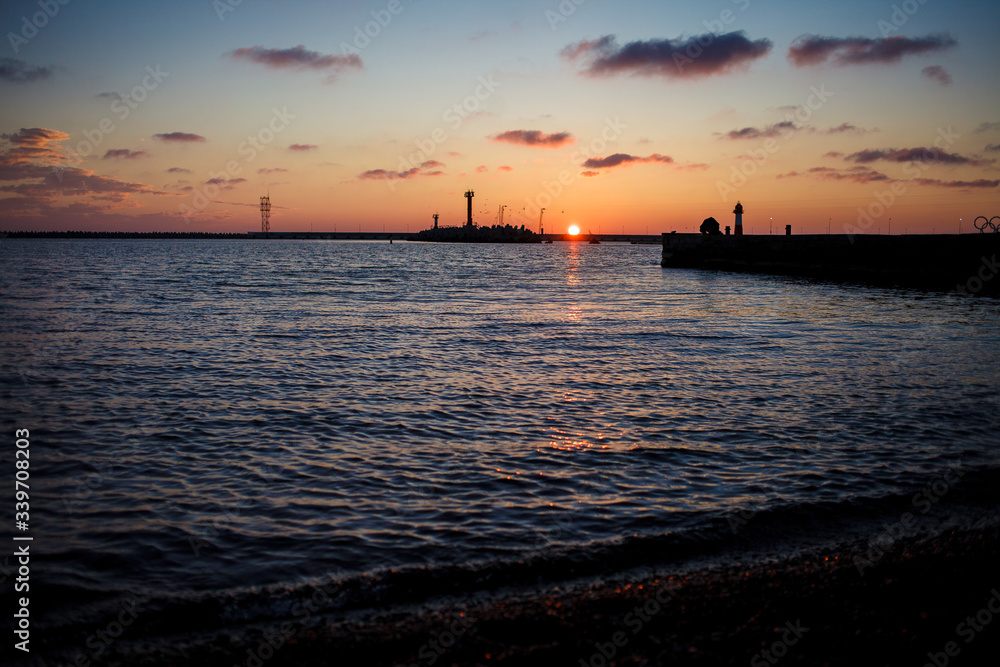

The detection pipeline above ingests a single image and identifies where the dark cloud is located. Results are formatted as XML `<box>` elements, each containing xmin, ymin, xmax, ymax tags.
<box><xmin>580</xmin><ymin>170</ymin><xmax>601</xmax><ymax>177</ymax></box>
<box><xmin>205</xmin><ymin>177</ymin><xmax>247</xmax><ymax>190</ymax></box>
<box><xmin>258</xmin><ymin>167</ymin><xmax>288</xmax><ymax>174</ymax></box>
<box><xmin>845</xmin><ymin>147</ymin><xmax>988</xmax><ymax>166</ymax></box>
<box><xmin>922</xmin><ymin>65</ymin><xmax>952</xmax><ymax>85</ymax></box>
<box><xmin>582</xmin><ymin>153</ymin><xmax>673</xmax><ymax>169</ymax></box>
<box><xmin>811</xmin><ymin>165</ymin><xmax>891</xmax><ymax>183</ymax></box>
<box><xmin>288</xmin><ymin>144</ymin><xmax>318</xmax><ymax>151</ymax></box>
<box><xmin>974</xmin><ymin>122</ymin><xmax>1000</xmax><ymax>134</ymax></box>
<box><xmin>491</xmin><ymin>130</ymin><xmax>574</xmax><ymax>148</ymax></box>
<box><xmin>561</xmin><ymin>31</ymin><xmax>772</xmax><ymax>80</ymax></box>
<box><xmin>103</xmin><ymin>149</ymin><xmax>150</xmax><ymax>160</ymax></box>
<box><xmin>799</xmin><ymin>163</ymin><xmax>998</xmax><ymax>189</ymax></box>
<box><xmin>788</xmin><ymin>33</ymin><xmax>956</xmax><ymax>67</ymax></box>
<box><xmin>985</xmin><ymin>144</ymin><xmax>1000</xmax><ymax>153</ymax></box>
<box><xmin>167</xmin><ymin>167</ymin><xmax>191</xmax><ymax>173</ymax></box>
<box><xmin>825</xmin><ymin>123</ymin><xmax>872</xmax><ymax>135</ymax></box>
<box><xmin>154</xmin><ymin>132</ymin><xmax>206</xmax><ymax>143</ymax></box>
<box><xmin>912</xmin><ymin>178</ymin><xmax>999</xmax><ymax>188</ymax></box>
<box><xmin>723</xmin><ymin>121</ymin><xmax>798</xmax><ymax>140</ymax></box>
<box><xmin>359</xmin><ymin>160</ymin><xmax>444</xmax><ymax>181</ymax></box>
<box><xmin>823</xmin><ymin>151</ymin><xmax>845</xmax><ymax>158</ymax></box>
<box><xmin>229</xmin><ymin>45</ymin><xmax>362</xmax><ymax>81</ymax></box>
<box><xmin>0</xmin><ymin>58</ymin><xmax>53</xmax><ymax>83</ymax></box>
<box><xmin>96</xmin><ymin>91</ymin><xmax>123</xmax><ymax>100</ymax></box>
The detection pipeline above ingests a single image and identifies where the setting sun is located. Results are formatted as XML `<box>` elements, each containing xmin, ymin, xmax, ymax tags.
<box><xmin>568</xmin><ymin>225</ymin><xmax>580</xmax><ymax>236</ymax></box>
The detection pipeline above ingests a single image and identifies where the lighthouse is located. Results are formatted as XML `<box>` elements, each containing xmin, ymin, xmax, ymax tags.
<box><xmin>465</xmin><ymin>189</ymin><xmax>475</xmax><ymax>227</ymax></box>
<box><xmin>733</xmin><ymin>201</ymin><xmax>744</xmax><ymax>236</ymax></box>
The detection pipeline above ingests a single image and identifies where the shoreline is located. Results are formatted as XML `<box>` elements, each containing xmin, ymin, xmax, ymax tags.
<box><xmin>48</xmin><ymin>520</ymin><xmax>1000</xmax><ymax>667</ymax></box>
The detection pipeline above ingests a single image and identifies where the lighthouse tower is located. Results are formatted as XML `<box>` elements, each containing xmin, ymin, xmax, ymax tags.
<box><xmin>733</xmin><ymin>201</ymin><xmax>744</xmax><ymax>236</ymax></box>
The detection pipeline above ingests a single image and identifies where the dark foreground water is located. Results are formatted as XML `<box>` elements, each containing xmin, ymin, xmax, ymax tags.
<box><xmin>2</xmin><ymin>239</ymin><xmax>999</xmax><ymax>657</ymax></box>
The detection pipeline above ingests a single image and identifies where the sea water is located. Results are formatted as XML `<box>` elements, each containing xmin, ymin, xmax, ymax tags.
<box><xmin>2</xmin><ymin>238</ymin><xmax>999</xmax><ymax>651</ymax></box>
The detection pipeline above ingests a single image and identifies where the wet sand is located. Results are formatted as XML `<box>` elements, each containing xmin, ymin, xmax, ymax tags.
<box><xmin>91</xmin><ymin>523</ymin><xmax>1000</xmax><ymax>667</ymax></box>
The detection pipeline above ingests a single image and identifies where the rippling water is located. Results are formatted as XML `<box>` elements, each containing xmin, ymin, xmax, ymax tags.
<box><xmin>2</xmin><ymin>238</ymin><xmax>1000</xmax><ymax>644</ymax></box>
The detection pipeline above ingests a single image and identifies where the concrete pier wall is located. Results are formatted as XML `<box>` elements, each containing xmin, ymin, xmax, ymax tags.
<box><xmin>661</xmin><ymin>233</ymin><xmax>1000</xmax><ymax>295</ymax></box>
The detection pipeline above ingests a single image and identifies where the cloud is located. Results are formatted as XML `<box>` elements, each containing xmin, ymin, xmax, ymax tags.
<box><xmin>358</xmin><ymin>160</ymin><xmax>444</xmax><ymax>181</ymax></box>
<box><xmin>985</xmin><ymin>144</ymin><xmax>1000</xmax><ymax>153</ymax></box>
<box><xmin>912</xmin><ymin>178</ymin><xmax>999</xmax><ymax>188</ymax></box>
<box><xmin>823</xmin><ymin>151</ymin><xmax>845</xmax><ymax>158</ymax></box>
<box><xmin>103</xmin><ymin>149</ymin><xmax>150</xmax><ymax>160</ymax></box>
<box><xmin>167</xmin><ymin>167</ymin><xmax>191</xmax><ymax>174</ymax></box>
<box><xmin>96</xmin><ymin>91</ymin><xmax>123</xmax><ymax>101</ymax></box>
<box><xmin>475</xmin><ymin>165</ymin><xmax>488</xmax><ymax>173</ymax></box>
<box><xmin>561</xmin><ymin>31</ymin><xmax>772</xmax><ymax>80</ymax></box>
<box><xmin>0</xmin><ymin>129</ymin><xmax>161</xmax><ymax>208</ymax></box>
<box><xmin>845</xmin><ymin>147</ymin><xmax>988</xmax><ymax>166</ymax></box>
<box><xmin>580</xmin><ymin>170</ymin><xmax>601</xmax><ymax>177</ymax></box>
<box><xmin>154</xmin><ymin>132</ymin><xmax>206</xmax><ymax>143</ymax></box>
<box><xmin>497</xmin><ymin>165</ymin><xmax>513</xmax><ymax>172</ymax></box>
<box><xmin>799</xmin><ymin>164</ymin><xmax>999</xmax><ymax>189</ymax></box>
<box><xmin>1</xmin><ymin>127</ymin><xmax>70</xmax><ymax>165</ymax></box>
<box><xmin>788</xmin><ymin>33</ymin><xmax>956</xmax><ymax>67</ymax></box>
<box><xmin>229</xmin><ymin>45</ymin><xmax>362</xmax><ymax>81</ymax></box>
<box><xmin>204</xmin><ymin>177</ymin><xmax>247</xmax><ymax>190</ymax></box>
<box><xmin>0</xmin><ymin>58</ymin><xmax>54</xmax><ymax>83</ymax></box>
<box><xmin>723</xmin><ymin>121</ymin><xmax>799</xmax><ymax>140</ymax></box>
<box><xmin>582</xmin><ymin>153</ymin><xmax>674</xmax><ymax>169</ymax></box>
<box><xmin>258</xmin><ymin>167</ymin><xmax>288</xmax><ymax>174</ymax></box>
<box><xmin>810</xmin><ymin>165</ymin><xmax>891</xmax><ymax>183</ymax></box>
<box><xmin>974</xmin><ymin>122</ymin><xmax>1000</xmax><ymax>134</ymax></box>
<box><xmin>288</xmin><ymin>144</ymin><xmax>318</xmax><ymax>151</ymax></box>
<box><xmin>922</xmin><ymin>65</ymin><xmax>952</xmax><ymax>85</ymax></box>
<box><xmin>824</xmin><ymin>123</ymin><xmax>872</xmax><ymax>135</ymax></box>
<box><xmin>491</xmin><ymin>130</ymin><xmax>574</xmax><ymax>148</ymax></box>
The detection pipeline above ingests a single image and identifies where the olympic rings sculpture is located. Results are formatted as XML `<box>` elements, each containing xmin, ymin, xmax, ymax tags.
<box><xmin>973</xmin><ymin>216</ymin><xmax>1000</xmax><ymax>233</ymax></box>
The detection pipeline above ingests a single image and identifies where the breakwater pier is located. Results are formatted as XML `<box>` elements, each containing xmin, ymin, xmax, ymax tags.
<box><xmin>661</xmin><ymin>233</ymin><xmax>1000</xmax><ymax>295</ymax></box>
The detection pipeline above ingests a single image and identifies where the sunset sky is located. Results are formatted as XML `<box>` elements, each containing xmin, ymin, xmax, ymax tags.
<box><xmin>2</xmin><ymin>0</ymin><xmax>999</xmax><ymax>234</ymax></box>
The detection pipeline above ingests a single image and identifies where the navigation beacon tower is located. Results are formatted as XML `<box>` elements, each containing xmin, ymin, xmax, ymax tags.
<box><xmin>260</xmin><ymin>194</ymin><xmax>271</xmax><ymax>236</ymax></box>
<box><xmin>464</xmin><ymin>189</ymin><xmax>475</xmax><ymax>227</ymax></box>
<box><xmin>733</xmin><ymin>201</ymin><xmax>744</xmax><ymax>236</ymax></box>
